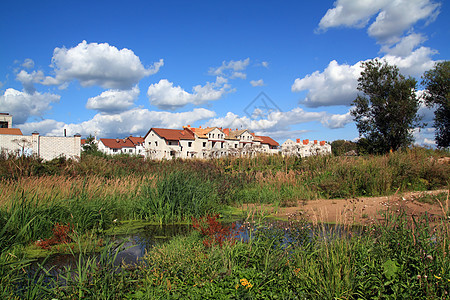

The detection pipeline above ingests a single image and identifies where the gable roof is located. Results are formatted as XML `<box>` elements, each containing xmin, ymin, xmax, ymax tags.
<box><xmin>146</xmin><ymin>128</ymin><xmax>195</xmax><ymax>141</ymax></box>
<box><xmin>127</xmin><ymin>136</ymin><xmax>145</xmax><ymax>146</ymax></box>
<box><xmin>257</xmin><ymin>136</ymin><xmax>279</xmax><ymax>147</ymax></box>
<box><xmin>227</xmin><ymin>129</ymin><xmax>249</xmax><ymax>140</ymax></box>
<box><xmin>0</xmin><ymin>128</ymin><xmax>23</xmax><ymax>135</ymax></box>
<box><xmin>100</xmin><ymin>138</ymin><xmax>135</xmax><ymax>149</ymax></box>
<box><xmin>187</xmin><ymin>126</ymin><xmax>225</xmax><ymax>139</ymax></box>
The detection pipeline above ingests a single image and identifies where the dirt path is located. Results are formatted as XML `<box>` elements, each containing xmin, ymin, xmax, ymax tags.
<box><xmin>245</xmin><ymin>190</ymin><xmax>449</xmax><ymax>225</ymax></box>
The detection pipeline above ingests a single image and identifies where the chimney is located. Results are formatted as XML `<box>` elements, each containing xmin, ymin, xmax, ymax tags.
<box><xmin>303</xmin><ymin>139</ymin><xmax>309</xmax><ymax>145</ymax></box>
<box><xmin>199</xmin><ymin>126</ymin><xmax>202</xmax><ymax>128</ymax></box>
<box><xmin>320</xmin><ymin>141</ymin><xmax>326</xmax><ymax>146</ymax></box>
<box><xmin>116</xmin><ymin>138</ymin><xmax>119</xmax><ymax>143</ymax></box>
<box><xmin>314</xmin><ymin>140</ymin><xmax>317</xmax><ymax>144</ymax></box>
<box><xmin>296</xmin><ymin>138</ymin><xmax>300</xmax><ymax>143</ymax></box>
<box><xmin>187</xmin><ymin>124</ymin><xmax>191</xmax><ymax>127</ymax></box>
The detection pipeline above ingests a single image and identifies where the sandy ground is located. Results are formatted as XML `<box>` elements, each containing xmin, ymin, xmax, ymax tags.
<box><xmin>246</xmin><ymin>190</ymin><xmax>449</xmax><ymax>225</ymax></box>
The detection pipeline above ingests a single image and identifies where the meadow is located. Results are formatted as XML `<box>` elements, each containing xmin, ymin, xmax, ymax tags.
<box><xmin>0</xmin><ymin>147</ymin><xmax>449</xmax><ymax>298</ymax></box>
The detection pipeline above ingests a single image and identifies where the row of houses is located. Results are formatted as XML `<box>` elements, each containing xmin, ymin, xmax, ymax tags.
<box><xmin>281</xmin><ymin>138</ymin><xmax>332</xmax><ymax>157</ymax></box>
<box><xmin>89</xmin><ymin>126</ymin><xmax>332</xmax><ymax>159</ymax></box>
<box><xmin>89</xmin><ymin>125</ymin><xmax>280</xmax><ymax>159</ymax></box>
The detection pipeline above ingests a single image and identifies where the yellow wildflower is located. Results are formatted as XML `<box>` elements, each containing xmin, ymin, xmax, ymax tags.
<box><xmin>434</xmin><ymin>275</ymin><xmax>441</xmax><ymax>280</ymax></box>
<box><xmin>240</xmin><ymin>278</ymin><xmax>249</xmax><ymax>286</ymax></box>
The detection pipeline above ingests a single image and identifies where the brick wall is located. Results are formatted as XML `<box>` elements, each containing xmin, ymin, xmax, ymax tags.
<box><xmin>0</xmin><ymin>134</ymin><xmax>80</xmax><ymax>160</ymax></box>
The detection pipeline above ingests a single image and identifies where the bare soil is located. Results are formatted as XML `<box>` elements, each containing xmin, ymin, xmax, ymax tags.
<box><xmin>246</xmin><ymin>190</ymin><xmax>449</xmax><ymax>225</ymax></box>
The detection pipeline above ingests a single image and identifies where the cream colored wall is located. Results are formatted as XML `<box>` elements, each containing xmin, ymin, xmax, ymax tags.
<box><xmin>0</xmin><ymin>134</ymin><xmax>80</xmax><ymax>160</ymax></box>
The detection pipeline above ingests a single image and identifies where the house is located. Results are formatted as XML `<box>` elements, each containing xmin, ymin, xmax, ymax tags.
<box><xmin>256</xmin><ymin>135</ymin><xmax>279</xmax><ymax>154</ymax></box>
<box><xmin>142</xmin><ymin>125</ymin><xmax>281</xmax><ymax>160</ymax></box>
<box><xmin>98</xmin><ymin>138</ymin><xmax>137</xmax><ymax>155</ymax></box>
<box><xmin>144</xmin><ymin>127</ymin><xmax>196</xmax><ymax>159</ymax></box>
<box><xmin>281</xmin><ymin>138</ymin><xmax>331</xmax><ymax>157</ymax></box>
<box><xmin>127</xmin><ymin>136</ymin><xmax>145</xmax><ymax>156</ymax></box>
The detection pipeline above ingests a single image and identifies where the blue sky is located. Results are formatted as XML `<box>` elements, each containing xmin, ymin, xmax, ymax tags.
<box><xmin>1</xmin><ymin>0</ymin><xmax>448</xmax><ymax>145</ymax></box>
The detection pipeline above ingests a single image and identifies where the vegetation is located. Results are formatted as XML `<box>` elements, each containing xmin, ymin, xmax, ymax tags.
<box><xmin>352</xmin><ymin>59</ymin><xmax>420</xmax><ymax>154</ymax></box>
<box><xmin>1</xmin><ymin>212</ymin><xmax>449</xmax><ymax>299</ymax></box>
<box><xmin>0</xmin><ymin>149</ymin><xmax>448</xmax><ymax>298</ymax></box>
<box><xmin>421</xmin><ymin>60</ymin><xmax>450</xmax><ymax>148</ymax></box>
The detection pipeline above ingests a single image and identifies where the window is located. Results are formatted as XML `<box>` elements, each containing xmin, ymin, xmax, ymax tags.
<box><xmin>113</xmin><ymin>149</ymin><xmax>118</xmax><ymax>152</ymax></box>
<box><xmin>188</xmin><ymin>142</ymin><xmax>192</xmax><ymax>147</ymax></box>
<box><xmin>203</xmin><ymin>142</ymin><xmax>206</xmax><ymax>147</ymax></box>
<box><xmin>235</xmin><ymin>144</ymin><xmax>238</xmax><ymax>148</ymax></box>
<box><xmin>221</xmin><ymin>142</ymin><xmax>223</xmax><ymax>148</ymax></box>
<box><xmin>155</xmin><ymin>141</ymin><xmax>158</xmax><ymax>146</ymax></box>
<box><xmin>148</xmin><ymin>142</ymin><xmax>151</xmax><ymax>146</ymax></box>
<box><xmin>129</xmin><ymin>149</ymin><xmax>132</xmax><ymax>153</ymax></box>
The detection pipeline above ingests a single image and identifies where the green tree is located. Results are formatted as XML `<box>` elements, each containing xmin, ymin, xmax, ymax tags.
<box><xmin>330</xmin><ymin>140</ymin><xmax>357</xmax><ymax>156</ymax></box>
<box><xmin>82</xmin><ymin>134</ymin><xmax>100</xmax><ymax>154</ymax></box>
<box><xmin>421</xmin><ymin>61</ymin><xmax>450</xmax><ymax>148</ymax></box>
<box><xmin>351</xmin><ymin>59</ymin><xmax>420</xmax><ymax>154</ymax></box>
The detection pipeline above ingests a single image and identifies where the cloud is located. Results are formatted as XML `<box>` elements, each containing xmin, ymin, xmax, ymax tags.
<box><xmin>22</xmin><ymin>58</ymin><xmax>35</xmax><ymax>69</ymax></box>
<box><xmin>86</xmin><ymin>86</ymin><xmax>140</xmax><ymax>114</ymax></box>
<box><xmin>367</xmin><ymin>0</ymin><xmax>440</xmax><ymax>45</ymax></box>
<box><xmin>318</xmin><ymin>0</ymin><xmax>389</xmax><ymax>30</ymax></box>
<box><xmin>147</xmin><ymin>78</ymin><xmax>231</xmax><ymax>110</ymax></box>
<box><xmin>318</xmin><ymin>0</ymin><xmax>440</xmax><ymax>45</ymax></box>
<box><xmin>41</xmin><ymin>40</ymin><xmax>163</xmax><ymax>89</ymax></box>
<box><xmin>209</xmin><ymin>58</ymin><xmax>250</xmax><ymax>79</ymax></box>
<box><xmin>321</xmin><ymin>112</ymin><xmax>353</xmax><ymax>129</ymax></box>
<box><xmin>250</xmin><ymin>79</ymin><xmax>265</xmax><ymax>87</ymax></box>
<box><xmin>18</xmin><ymin>108</ymin><xmax>216</xmax><ymax>137</ymax></box>
<box><xmin>383</xmin><ymin>46</ymin><xmax>437</xmax><ymax>76</ymax></box>
<box><xmin>381</xmin><ymin>33</ymin><xmax>427</xmax><ymax>57</ymax></box>
<box><xmin>0</xmin><ymin>88</ymin><xmax>60</xmax><ymax>124</ymax></box>
<box><xmin>292</xmin><ymin>60</ymin><xmax>363</xmax><ymax>107</ymax></box>
<box><xmin>16</xmin><ymin>70</ymin><xmax>45</xmax><ymax>94</ymax></box>
<box><xmin>412</xmin><ymin>127</ymin><xmax>436</xmax><ymax>146</ymax></box>
<box><xmin>261</xmin><ymin>61</ymin><xmax>269</xmax><ymax>68</ymax></box>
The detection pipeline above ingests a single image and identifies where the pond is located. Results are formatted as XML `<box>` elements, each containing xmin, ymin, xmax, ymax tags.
<box><xmin>34</xmin><ymin>220</ymin><xmax>362</xmax><ymax>273</ymax></box>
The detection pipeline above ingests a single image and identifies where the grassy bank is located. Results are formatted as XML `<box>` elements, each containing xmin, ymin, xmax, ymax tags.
<box><xmin>1</xmin><ymin>212</ymin><xmax>449</xmax><ymax>299</ymax></box>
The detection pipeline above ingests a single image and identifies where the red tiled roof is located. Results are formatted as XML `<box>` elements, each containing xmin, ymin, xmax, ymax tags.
<box><xmin>100</xmin><ymin>138</ymin><xmax>135</xmax><ymax>149</ymax></box>
<box><xmin>148</xmin><ymin>128</ymin><xmax>195</xmax><ymax>141</ymax></box>
<box><xmin>257</xmin><ymin>136</ymin><xmax>279</xmax><ymax>147</ymax></box>
<box><xmin>81</xmin><ymin>139</ymin><xmax>86</xmax><ymax>145</ymax></box>
<box><xmin>0</xmin><ymin>128</ymin><xmax>23</xmax><ymax>135</ymax></box>
<box><xmin>127</xmin><ymin>136</ymin><xmax>144</xmax><ymax>145</ymax></box>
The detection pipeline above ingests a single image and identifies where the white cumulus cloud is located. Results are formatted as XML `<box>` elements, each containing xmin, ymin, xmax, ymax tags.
<box><xmin>86</xmin><ymin>86</ymin><xmax>140</xmax><ymax>114</ymax></box>
<box><xmin>250</xmin><ymin>79</ymin><xmax>265</xmax><ymax>87</ymax></box>
<box><xmin>41</xmin><ymin>40</ymin><xmax>163</xmax><ymax>89</ymax></box>
<box><xmin>318</xmin><ymin>0</ymin><xmax>440</xmax><ymax>45</ymax></box>
<box><xmin>0</xmin><ymin>88</ymin><xmax>60</xmax><ymax>124</ymax></box>
<box><xmin>22</xmin><ymin>58</ymin><xmax>35</xmax><ymax>69</ymax></box>
<box><xmin>209</xmin><ymin>58</ymin><xmax>250</xmax><ymax>79</ymax></box>
<box><xmin>147</xmin><ymin>78</ymin><xmax>231</xmax><ymax>110</ymax></box>
<box><xmin>292</xmin><ymin>60</ymin><xmax>363</xmax><ymax>107</ymax></box>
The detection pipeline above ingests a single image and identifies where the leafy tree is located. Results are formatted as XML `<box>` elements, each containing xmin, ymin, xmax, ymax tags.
<box><xmin>421</xmin><ymin>61</ymin><xmax>450</xmax><ymax>148</ymax></box>
<box><xmin>351</xmin><ymin>59</ymin><xmax>420</xmax><ymax>154</ymax></box>
<box><xmin>82</xmin><ymin>134</ymin><xmax>100</xmax><ymax>154</ymax></box>
<box><xmin>331</xmin><ymin>140</ymin><xmax>357</xmax><ymax>156</ymax></box>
